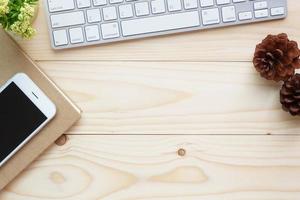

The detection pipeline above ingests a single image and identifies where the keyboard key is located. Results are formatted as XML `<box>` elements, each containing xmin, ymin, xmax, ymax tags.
<box><xmin>101</xmin><ymin>23</ymin><xmax>120</xmax><ymax>39</ymax></box>
<box><xmin>183</xmin><ymin>0</ymin><xmax>198</xmax><ymax>10</ymax></box>
<box><xmin>233</xmin><ymin>0</ymin><xmax>246</xmax><ymax>2</ymax></box>
<box><xmin>76</xmin><ymin>0</ymin><xmax>91</xmax><ymax>8</ymax></box>
<box><xmin>200</xmin><ymin>0</ymin><xmax>214</xmax><ymax>7</ymax></box>
<box><xmin>87</xmin><ymin>9</ymin><xmax>101</xmax><ymax>23</ymax></box>
<box><xmin>238</xmin><ymin>11</ymin><xmax>252</xmax><ymax>20</ymax></box>
<box><xmin>93</xmin><ymin>0</ymin><xmax>107</xmax><ymax>6</ymax></box>
<box><xmin>254</xmin><ymin>1</ymin><xmax>267</xmax><ymax>10</ymax></box>
<box><xmin>201</xmin><ymin>8</ymin><xmax>220</xmax><ymax>25</ymax></box>
<box><xmin>119</xmin><ymin>4</ymin><xmax>134</xmax><ymax>18</ymax></box>
<box><xmin>51</xmin><ymin>11</ymin><xmax>85</xmax><ymax>28</ymax></box>
<box><xmin>167</xmin><ymin>0</ymin><xmax>182</xmax><ymax>12</ymax></box>
<box><xmin>222</xmin><ymin>6</ymin><xmax>236</xmax><ymax>22</ymax></box>
<box><xmin>69</xmin><ymin>27</ymin><xmax>84</xmax><ymax>44</ymax></box>
<box><xmin>110</xmin><ymin>0</ymin><xmax>123</xmax><ymax>4</ymax></box>
<box><xmin>216</xmin><ymin>0</ymin><xmax>230</xmax><ymax>5</ymax></box>
<box><xmin>47</xmin><ymin>0</ymin><xmax>75</xmax><ymax>12</ymax></box>
<box><xmin>271</xmin><ymin>7</ymin><xmax>285</xmax><ymax>16</ymax></box>
<box><xmin>151</xmin><ymin>0</ymin><xmax>166</xmax><ymax>14</ymax></box>
<box><xmin>135</xmin><ymin>2</ymin><xmax>150</xmax><ymax>16</ymax></box>
<box><xmin>53</xmin><ymin>30</ymin><xmax>68</xmax><ymax>46</ymax></box>
<box><xmin>85</xmin><ymin>25</ymin><xmax>100</xmax><ymax>41</ymax></box>
<box><xmin>255</xmin><ymin>9</ymin><xmax>268</xmax><ymax>18</ymax></box>
<box><xmin>122</xmin><ymin>11</ymin><xmax>200</xmax><ymax>36</ymax></box>
<box><xmin>103</xmin><ymin>6</ymin><xmax>117</xmax><ymax>20</ymax></box>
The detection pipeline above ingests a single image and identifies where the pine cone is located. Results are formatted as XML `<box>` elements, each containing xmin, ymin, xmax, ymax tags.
<box><xmin>253</xmin><ymin>33</ymin><xmax>300</xmax><ymax>82</ymax></box>
<box><xmin>280</xmin><ymin>74</ymin><xmax>300</xmax><ymax>116</ymax></box>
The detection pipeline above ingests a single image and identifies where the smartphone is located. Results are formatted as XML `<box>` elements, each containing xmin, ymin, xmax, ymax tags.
<box><xmin>0</xmin><ymin>73</ymin><xmax>56</xmax><ymax>167</ymax></box>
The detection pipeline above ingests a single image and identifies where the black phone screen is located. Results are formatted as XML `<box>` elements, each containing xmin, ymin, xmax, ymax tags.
<box><xmin>0</xmin><ymin>82</ymin><xmax>47</xmax><ymax>165</ymax></box>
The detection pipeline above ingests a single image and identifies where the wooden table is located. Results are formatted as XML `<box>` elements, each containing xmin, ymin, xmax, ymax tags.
<box><xmin>1</xmin><ymin>1</ymin><xmax>300</xmax><ymax>199</ymax></box>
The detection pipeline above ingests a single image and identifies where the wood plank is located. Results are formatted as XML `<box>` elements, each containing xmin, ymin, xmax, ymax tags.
<box><xmin>1</xmin><ymin>135</ymin><xmax>300</xmax><ymax>199</ymax></box>
<box><xmin>14</xmin><ymin>1</ymin><xmax>300</xmax><ymax>61</ymax></box>
<box><xmin>39</xmin><ymin>61</ymin><xmax>300</xmax><ymax>135</ymax></box>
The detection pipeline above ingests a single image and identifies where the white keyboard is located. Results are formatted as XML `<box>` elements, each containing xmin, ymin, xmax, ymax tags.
<box><xmin>44</xmin><ymin>0</ymin><xmax>287</xmax><ymax>49</ymax></box>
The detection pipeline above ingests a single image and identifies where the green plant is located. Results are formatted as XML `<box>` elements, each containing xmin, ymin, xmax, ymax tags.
<box><xmin>0</xmin><ymin>0</ymin><xmax>38</xmax><ymax>39</ymax></box>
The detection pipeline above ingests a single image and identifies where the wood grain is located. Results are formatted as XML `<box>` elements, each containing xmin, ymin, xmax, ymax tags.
<box><xmin>38</xmin><ymin>61</ymin><xmax>300</xmax><ymax>135</ymax></box>
<box><xmin>2</xmin><ymin>0</ymin><xmax>300</xmax><ymax>199</ymax></box>
<box><xmin>2</xmin><ymin>135</ymin><xmax>300</xmax><ymax>200</ymax></box>
<box><xmin>15</xmin><ymin>1</ymin><xmax>300</xmax><ymax>62</ymax></box>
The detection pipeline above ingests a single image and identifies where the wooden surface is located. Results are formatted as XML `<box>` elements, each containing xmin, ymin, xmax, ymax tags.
<box><xmin>1</xmin><ymin>0</ymin><xmax>300</xmax><ymax>199</ymax></box>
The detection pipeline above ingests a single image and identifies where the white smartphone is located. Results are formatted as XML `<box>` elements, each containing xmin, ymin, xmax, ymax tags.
<box><xmin>0</xmin><ymin>73</ymin><xmax>56</xmax><ymax>167</ymax></box>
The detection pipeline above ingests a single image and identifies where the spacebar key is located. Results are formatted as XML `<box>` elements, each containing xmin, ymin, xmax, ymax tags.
<box><xmin>121</xmin><ymin>11</ymin><xmax>200</xmax><ymax>36</ymax></box>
